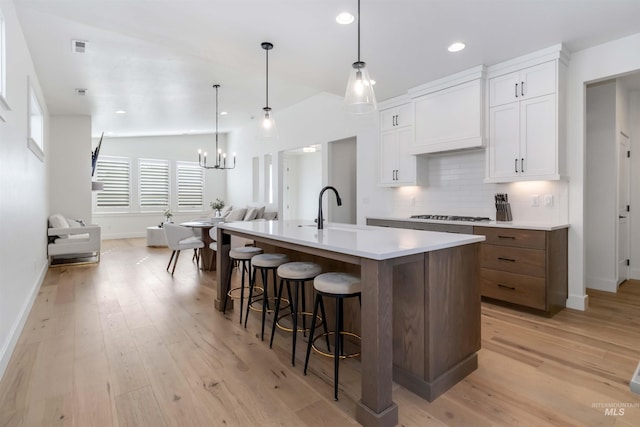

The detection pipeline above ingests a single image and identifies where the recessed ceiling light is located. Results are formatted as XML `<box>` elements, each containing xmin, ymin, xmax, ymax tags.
<box><xmin>336</xmin><ymin>12</ymin><xmax>354</xmax><ymax>25</ymax></box>
<box><xmin>448</xmin><ymin>42</ymin><xmax>466</xmax><ymax>52</ymax></box>
<box><xmin>115</xmin><ymin>110</ymin><xmax>126</xmax><ymax>114</ymax></box>
<box><xmin>220</xmin><ymin>111</ymin><xmax>228</xmax><ymax>115</ymax></box>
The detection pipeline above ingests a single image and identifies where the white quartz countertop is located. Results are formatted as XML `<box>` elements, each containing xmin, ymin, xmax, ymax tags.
<box><xmin>367</xmin><ymin>216</ymin><xmax>569</xmax><ymax>231</ymax></box>
<box><xmin>219</xmin><ymin>220</ymin><xmax>485</xmax><ymax>260</ymax></box>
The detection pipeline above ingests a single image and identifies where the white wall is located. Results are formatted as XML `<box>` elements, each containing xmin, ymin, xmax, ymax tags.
<box><xmin>566</xmin><ymin>32</ymin><xmax>640</xmax><ymax>310</ymax></box>
<box><xmin>0</xmin><ymin>0</ymin><xmax>49</xmax><ymax>381</ymax></box>
<box><xmin>329</xmin><ymin>137</ymin><xmax>357</xmax><ymax>224</ymax></box>
<box><xmin>297</xmin><ymin>151</ymin><xmax>322</xmax><ymax>220</ymax></box>
<box><xmin>631</xmin><ymin>91</ymin><xmax>640</xmax><ymax>279</ymax></box>
<box><xmin>49</xmin><ymin>115</ymin><xmax>92</xmax><ymax>220</ymax></box>
<box><xmin>91</xmin><ymin>133</ymin><xmax>227</xmax><ymax>238</ymax></box>
<box><xmin>585</xmin><ymin>81</ymin><xmax>617</xmax><ymax>291</ymax></box>
<box><xmin>226</xmin><ymin>92</ymin><xmax>387</xmax><ymax>224</ymax></box>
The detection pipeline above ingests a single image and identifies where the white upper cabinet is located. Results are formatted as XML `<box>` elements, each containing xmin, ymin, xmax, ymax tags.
<box><xmin>380</xmin><ymin>103</ymin><xmax>413</xmax><ymax>131</ymax></box>
<box><xmin>485</xmin><ymin>45</ymin><xmax>568</xmax><ymax>183</ymax></box>
<box><xmin>378</xmin><ymin>99</ymin><xmax>427</xmax><ymax>187</ymax></box>
<box><xmin>409</xmin><ymin>66</ymin><xmax>486</xmax><ymax>154</ymax></box>
<box><xmin>489</xmin><ymin>61</ymin><xmax>556</xmax><ymax>107</ymax></box>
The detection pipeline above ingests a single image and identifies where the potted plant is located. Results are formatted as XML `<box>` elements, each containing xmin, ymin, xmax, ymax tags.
<box><xmin>210</xmin><ymin>198</ymin><xmax>225</xmax><ymax>217</ymax></box>
<box><xmin>163</xmin><ymin>208</ymin><xmax>173</xmax><ymax>226</ymax></box>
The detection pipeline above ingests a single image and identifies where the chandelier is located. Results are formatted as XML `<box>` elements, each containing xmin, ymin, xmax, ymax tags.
<box><xmin>198</xmin><ymin>84</ymin><xmax>235</xmax><ymax>169</ymax></box>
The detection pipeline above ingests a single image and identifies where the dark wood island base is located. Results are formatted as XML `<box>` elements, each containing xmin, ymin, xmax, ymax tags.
<box><xmin>216</xmin><ymin>222</ymin><xmax>482</xmax><ymax>427</ymax></box>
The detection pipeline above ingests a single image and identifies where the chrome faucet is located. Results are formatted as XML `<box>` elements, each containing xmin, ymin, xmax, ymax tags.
<box><xmin>317</xmin><ymin>186</ymin><xmax>342</xmax><ymax>229</ymax></box>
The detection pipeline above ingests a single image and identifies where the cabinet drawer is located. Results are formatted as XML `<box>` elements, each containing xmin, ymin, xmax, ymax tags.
<box><xmin>475</xmin><ymin>227</ymin><xmax>545</xmax><ymax>249</ymax></box>
<box><xmin>480</xmin><ymin>244</ymin><xmax>545</xmax><ymax>277</ymax></box>
<box><xmin>481</xmin><ymin>268</ymin><xmax>546</xmax><ymax>310</ymax></box>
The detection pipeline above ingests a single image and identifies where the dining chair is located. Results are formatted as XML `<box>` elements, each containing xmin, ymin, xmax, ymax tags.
<box><xmin>163</xmin><ymin>223</ymin><xmax>205</xmax><ymax>275</ymax></box>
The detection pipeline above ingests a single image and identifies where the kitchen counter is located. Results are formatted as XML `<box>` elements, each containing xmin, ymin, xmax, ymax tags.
<box><xmin>367</xmin><ymin>216</ymin><xmax>569</xmax><ymax>231</ymax></box>
<box><xmin>215</xmin><ymin>220</ymin><xmax>485</xmax><ymax>427</ymax></box>
<box><xmin>219</xmin><ymin>219</ymin><xmax>485</xmax><ymax>260</ymax></box>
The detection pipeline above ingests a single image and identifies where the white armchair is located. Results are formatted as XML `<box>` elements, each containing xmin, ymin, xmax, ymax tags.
<box><xmin>47</xmin><ymin>214</ymin><xmax>101</xmax><ymax>265</ymax></box>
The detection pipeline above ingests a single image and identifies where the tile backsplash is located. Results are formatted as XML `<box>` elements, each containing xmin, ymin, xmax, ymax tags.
<box><xmin>390</xmin><ymin>150</ymin><xmax>568</xmax><ymax>224</ymax></box>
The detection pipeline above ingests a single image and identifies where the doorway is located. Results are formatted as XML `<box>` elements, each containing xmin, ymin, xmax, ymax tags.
<box><xmin>618</xmin><ymin>131</ymin><xmax>630</xmax><ymax>285</ymax></box>
<box><xmin>281</xmin><ymin>146</ymin><xmax>322</xmax><ymax>221</ymax></box>
<box><xmin>328</xmin><ymin>137</ymin><xmax>357</xmax><ymax>224</ymax></box>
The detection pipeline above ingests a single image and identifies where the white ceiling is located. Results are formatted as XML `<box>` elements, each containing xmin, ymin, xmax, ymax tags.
<box><xmin>13</xmin><ymin>0</ymin><xmax>640</xmax><ymax>138</ymax></box>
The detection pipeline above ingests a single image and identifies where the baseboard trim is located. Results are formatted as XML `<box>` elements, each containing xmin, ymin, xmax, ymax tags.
<box><xmin>586</xmin><ymin>276</ymin><xmax>618</xmax><ymax>293</ymax></box>
<box><xmin>566</xmin><ymin>293</ymin><xmax>589</xmax><ymax>311</ymax></box>
<box><xmin>0</xmin><ymin>258</ymin><xmax>48</xmax><ymax>382</ymax></box>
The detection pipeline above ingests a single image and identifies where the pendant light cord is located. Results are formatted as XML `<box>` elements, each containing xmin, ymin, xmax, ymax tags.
<box><xmin>215</xmin><ymin>85</ymin><xmax>219</xmax><ymax>155</ymax></box>
<box><xmin>265</xmin><ymin>47</ymin><xmax>269</xmax><ymax>108</ymax></box>
<box><xmin>357</xmin><ymin>0</ymin><xmax>361</xmax><ymax>63</ymax></box>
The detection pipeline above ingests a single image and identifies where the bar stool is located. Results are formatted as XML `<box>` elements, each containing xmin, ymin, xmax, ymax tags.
<box><xmin>223</xmin><ymin>246</ymin><xmax>264</xmax><ymax>324</ymax></box>
<box><xmin>270</xmin><ymin>261</ymin><xmax>322</xmax><ymax>366</ymax></box>
<box><xmin>304</xmin><ymin>272</ymin><xmax>361</xmax><ymax>401</ymax></box>
<box><xmin>245</xmin><ymin>253</ymin><xmax>290</xmax><ymax>341</ymax></box>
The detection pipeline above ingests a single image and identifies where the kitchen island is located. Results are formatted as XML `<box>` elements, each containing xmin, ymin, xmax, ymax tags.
<box><xmin>216</xmin><ymin>220</ymin><xmax>485</xmax><ymax>427</ymax></box>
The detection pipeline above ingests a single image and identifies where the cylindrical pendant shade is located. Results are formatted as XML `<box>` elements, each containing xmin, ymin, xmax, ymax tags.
<box><xmin>344</xmin><ymin>63</ymin><xmax>376</xmax><ymax>114</ymax></box>
<box><xmin>258</xmin><ymin>108</ymin><xmax>278</xmax><ymax>139</ymax></box>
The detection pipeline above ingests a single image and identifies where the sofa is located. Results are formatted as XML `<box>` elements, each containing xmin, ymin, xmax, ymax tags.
<box><xmin>208</xmin><ymin>205</ymin><xmax>277</xmax><ymax>249</ymax></box>
<box><xmin>47</xmin><ymin>213</ymin><xmax>101</xmax><ymax>265</ymax></box>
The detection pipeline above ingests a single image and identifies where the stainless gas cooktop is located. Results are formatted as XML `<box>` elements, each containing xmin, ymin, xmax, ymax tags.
<box><xmin>410</xmin><ymin>214</ymin><xmax>491</xmax><ymax>222</ymax></box>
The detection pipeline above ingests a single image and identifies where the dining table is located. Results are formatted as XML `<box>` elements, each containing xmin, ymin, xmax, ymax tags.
<box><xmin>180</xmin><ymin>218</ymin><xmax>224</xmax><ymax>270</ymax></box>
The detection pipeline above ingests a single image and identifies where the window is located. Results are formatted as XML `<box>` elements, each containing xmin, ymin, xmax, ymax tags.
<box><xmin>264</xmin><ymin>154</ymin><xmax>273</xmax><ymax>204</ymax></box>
<box><xmin>27</xmin><ymin>77</ymin><xmax>44</xmax><ymax>160</ymax></box>
<box><xmin>138</xmin><ymin>159</ymin><xmax>169</xmax><ymax>209</ymax></box>
<box><xmin>95</xmin><ymin>156</ymin><xmax>131</xmax><ymax>210</ymax></box>
<box><xmin>176</xmin><ymin>161</ymin><xmax>204</xmax><ymax>209</ymax></box>
<box><xmin>0</xmin><ymin>9</ymin><xmax>7</xmax><ymax>111</ymax></box>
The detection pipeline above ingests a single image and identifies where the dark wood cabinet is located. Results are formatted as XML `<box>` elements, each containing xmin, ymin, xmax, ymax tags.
<box><xmin>474</xmin><ymin>226</ymin><xmax>568</xmax><ymax>316</ymax></box>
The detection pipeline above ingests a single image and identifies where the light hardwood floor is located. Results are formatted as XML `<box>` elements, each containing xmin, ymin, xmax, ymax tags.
<box><xmin>1</xmin><ymin>238</ymin><xmax>639</xmax><ymax>426</ymax></box>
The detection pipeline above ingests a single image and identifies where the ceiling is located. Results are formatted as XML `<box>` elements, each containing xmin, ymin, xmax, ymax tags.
<box><xmin>13</xmin><ymin>0</ymin><xmax>640</xmax><ymax>138</ymax></box>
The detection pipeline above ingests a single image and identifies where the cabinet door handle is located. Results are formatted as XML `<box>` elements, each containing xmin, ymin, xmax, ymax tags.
<box><xmin>497</xmin><ymin>257</ymin><xmax>516</xmax><ymax>262</ymax></box>
<box><xmin>521</xmin><ymin>81</ymin><xmax>525</xmax><ymax>96</ymax></box>
<box><xmin>515</xmin><ymin>158</ymin><xmax>518</xmax><ymax>173</ymax></box>
<box><xmin>395</xmin><ymin>169</ymin><xmax>398</xmax><ymax>180</ymax></box>
<box><xmin>392</xmin><ymin>115</ymin><xmax>396</xmax><ymax>126</ymax></box>
<box><xmin>395</xmin><ymin>115</ymin><xmax>399</xmax><ymax>126</ymax></box>
<box><xmin>497</xmin><ymin>284</ymin><xmax>516</xmax><ymax>291</ymax></box>
<box><xmin>497</xmin><ymin>235</ymin><xmax>516</xmax><ymax>239</ymax></box>
<box><xmin>521</xmin><ymin>158</ymin><xmax>524</xmax><ymax>173</ymax></box>
<box><xmin>515</xmin><ymin>83</ymin><xmax>518</xmax><ymax>98</ymax></box>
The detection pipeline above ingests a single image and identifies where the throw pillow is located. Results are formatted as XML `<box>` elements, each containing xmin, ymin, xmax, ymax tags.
<box><xmin>225</xmin><ymin>208</ymin><xmax>247</xmax><ymax>222</ymax></box>
<box><xmin>243</xmin><ymin>208</ymin><xmax>258</xmax><ymax>221</ymax></box>
<box><xmin>48</xmin><ymin>214</ymin><xmax>70</xmax><ymax>239</ymax></box>
<box><xmin>263</xmin><ymin>210</ymin><xmax>278</xmax><ymax>220</ymax></box>
<box><xmin>255</xmin><ymin>206</ymin><xmax>266</xmax><ymax>219</ymax></box>
<box><xmin>48</xmin><ymin>214</ymin><xmax>69</xmax><ymax>229</ymax></box>
<box><xmin>221</xmin><ymin>205</ymin><xmax>233</xmax><ymax>216</ymax></box>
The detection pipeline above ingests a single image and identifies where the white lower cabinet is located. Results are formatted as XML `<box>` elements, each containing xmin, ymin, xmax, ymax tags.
<box><xmin>488</xmin><ymin>94</ymin><xmax>557</xmax><ymax>181</ymax></box>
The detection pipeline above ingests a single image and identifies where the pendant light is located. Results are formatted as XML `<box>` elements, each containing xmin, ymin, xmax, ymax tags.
<box><xmin>344</xmin><ymin>0</ymin><xmax>376</xmax><ymax>114</ymax></box>
<box><xmin>198</xmin><ymin>84</ymin><xmax>236</xmax><ymax>169</ymax></box>
<box><xmin>259</xmin><ymin>41</ymin><xmax>277</xmax><ymax>139</ymax></box>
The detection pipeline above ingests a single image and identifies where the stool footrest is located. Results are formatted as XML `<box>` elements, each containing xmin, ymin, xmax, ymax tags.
<box><xmin>228</xmin><ymin>286</ymin><xmax>263</xmax><ymax>300</ymax></box>
<box><xmin>249</xmin><ymin>297</ymin><xmax>289</xmax><ymax>313</ymax></box>
<box><xmin>311</xmin><ymin>332</ymin><xmax>361</xmax><ymax>359</ymax></box>
<box><xmin>275</xmin><ymin>312</ymin><xmax>323</xmax><ymax>333</ymax></box>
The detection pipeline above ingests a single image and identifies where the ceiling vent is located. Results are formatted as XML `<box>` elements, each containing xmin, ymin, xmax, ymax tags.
<box><xmin>75</xmin><ymin>88</ymin><xmax>88</xmax><ymax>96</ymax></box>
<box><xmin>71</xmin><ymin>40</ymin><xmax>88</xmax><ymax>53</ymax></box>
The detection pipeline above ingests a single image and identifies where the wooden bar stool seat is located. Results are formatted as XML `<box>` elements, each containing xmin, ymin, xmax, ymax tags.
<box><xmin>304</xmin><ymin>272</ymin><xmax>361</xmax><ymax>401</ymax></box>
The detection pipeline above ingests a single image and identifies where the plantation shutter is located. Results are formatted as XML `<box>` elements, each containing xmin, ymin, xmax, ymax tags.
<box><xmin>95</xmin><ymin>156</ymin><xmax>130</xmax><ymax>208</ymax></box>
<box><xmin>176</xmin><ymin>162</ymin><xmax>204</xmax><ymax>208</ymax></box>
<box><xmin>139</xmin><ymin>159</ymin><xmax>169</xmax><ymax>208</ymax></box>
